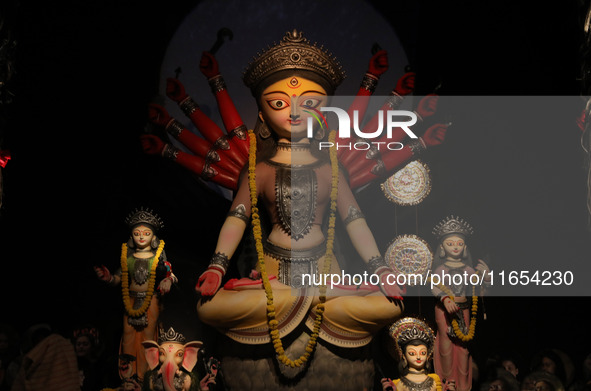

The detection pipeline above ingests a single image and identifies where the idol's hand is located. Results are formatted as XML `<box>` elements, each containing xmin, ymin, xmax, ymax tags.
<box><xmin>475</xmin><ymin>259</ymin><xmax>491</xmax><ymax>284</ymax></box>
<box><xmin>139</xmin><ymin>134</ymin><xmax>166</xmax><ymax>155</ymax></box>
<box><xmin>367</xmin><ymin>49</ymin><xmax>389</xmax><ymax>77</ymax></box>
<box><xmin>93</xmin><ymin>265</ymin><xmax>112</xmax><ymax>283</ymax></box>
<box><xmin>147</xmin><ymin>103</ymin><xmax>172</xmax><ymax>127</ymax></box>
<box><xmin>577</xmin><ymin>108</ymin><xmax>586</xmax><ymax>131</ymax></box>
<box><xmin>381</xmin><ymin>377</ymin><xmax>397</xmax><ymax>391</ymax></box>
<box><xmin>442</xmin><ymin>296</ymin><xmax>460</xmax><ymax>314</ymax></box>
<box><xmin>158</xmin><ymin>277</ymin><xmax>172</xmax><ymax>294</ymax></box>
<box><xmin>195</xmin><ymin>268</ymin><xmax>222</xmax><ymax>297</ymax></box>
<box><xmin>421</xmin><ymin>123</ymin><xmax>448</xmax><ymax>147</ymax></box>
<box><xmin>377</xmin><ymin>268</ymin><xmax>405</xmax><ymax>301</ymax></box>
<box><xmin>416</xmin><ymin>93</ymin><xmax>439</xmax><ymax>118</ymax></box>
<box><xmin>199</xmin><ymin>373</ymin><xmax>217</xmax><ymax>391</ymax></box>
<box><xmin>121</xmin><ymin>378</ymin><xmax>141</xmax><ymax>391</ymax></box>
<box><xmin>444</xmin><ymin>379</ymin><xmax>457</xmax><ymax>391</ymax></box>
<box><xmin>165</xmin><ymin>77</ymin><xmax>188</xmax><ymax>102</ymax></box>
<box><xmin>394</xmin><ymin>71</ymin><xmax>416</xmax><ymax>96</ymax></box>
<box><xmin>200</xmin><ymin>51</ymin><xmax>220</xmax><ymax>79</ymax></box>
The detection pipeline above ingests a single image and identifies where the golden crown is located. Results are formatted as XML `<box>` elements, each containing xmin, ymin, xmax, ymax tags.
<box><xmin>125</xmin><ymin>207</ymin><xmax>164</xmax><ymax>231</ymax></box>
<box><xmin>432</xmin><ymin>215</ymin><xmax>474</xmax><ymax>239</ymax></box>
<box><xmin>389</xmin><ymin>317</ymin><xmax>435</xmax><ymax>360</ymax></box>
<box><xmin>242</xmin><ymin>29</ymin><xmax>346</xmax><ymax>92</ymax></box>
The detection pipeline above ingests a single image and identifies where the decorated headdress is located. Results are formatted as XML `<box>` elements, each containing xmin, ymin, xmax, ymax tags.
<box><xmin>242</xmin><ymin>29</ymin><xmax>346</xmax><ymax>96</ymax></box>
<box><xmin>125</xmin><ymin>207</ymin><xmax>164</xmax><ymax>232</ymax></box>
<box><xmin>389</xmin><ymin>317</ymin><xmax>435</xmax><ymax>360</ymax></box>
<box><xmin>158</xmin><ymin>327</ymin><xmax>186</xmax><ymax>345</ymax></box>
<box><xmin>432</xmin><ymin>215</ymin><xmax>474</xmax><ymax>240</ymax></box>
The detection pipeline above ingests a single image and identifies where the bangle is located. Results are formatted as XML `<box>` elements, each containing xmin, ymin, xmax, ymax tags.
<box><xmin>162</xmin><ymin>144</ymin><xmax>180</xmax><ymax>160</ymax></box>
<box><xmin>407</xmin><ymin>138</ymin><xmax>426</xmax><ymax>156</ymax></box>
<box><xmin>165</xmin><ymin>119</ymin><xmax>184</xmax><ymax>138</ymax></box>
<box><xmin>179</xmin><ymin>96</ymin><xmax>199</xmax><ymax>116</ymax></box>
<box><xmin>413</xmin><ymin>110</ymin><xmax>424</xmax><ymax>123</ymax></box>
<box><xmin>208</xmin><ymin>75</ymin><xmax>226</xmax><ymax>93</ymax></box>
<box><xmin>360</xmin><ymin>73</ymin><xmax>379</xmax><ymax>93</ymax></box>
<box><xmin>386</xmin><ymin>91</ymin><xmax>403</xmax><ymax>109</ymax></box>
<box><xmin>209</xmin><ymin>252</ymin><xmax>230</xmax><ymax>274</ymax></box>
<box><xmin>228</xmin><ymin>124</ymin><xmax>248</xmax><ymax>141</ymax></box>
<box><xmin>367</xmin><ymin>255</ymin><xmax>389</xmax><ymax>274</ymax></box>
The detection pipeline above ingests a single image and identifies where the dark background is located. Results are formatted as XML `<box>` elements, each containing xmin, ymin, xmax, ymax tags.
<box><xmin>1</xmin><ymin>0</ymin><xmax>590</xmax><ymax>386</ymax></box>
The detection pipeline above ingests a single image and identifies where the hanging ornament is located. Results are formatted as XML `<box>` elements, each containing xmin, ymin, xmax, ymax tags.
<box><xmin>384</xmin><ymin>234</ymin><xmax>433</xmax><ymax>285</ymax></box>
<box><xmin>380</xmin><ymin>160</ymin><xmax>431</xmax><ymax>206</ymax></box>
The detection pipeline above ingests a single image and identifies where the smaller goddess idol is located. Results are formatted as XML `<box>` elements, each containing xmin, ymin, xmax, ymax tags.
<box><xmin>94</xmin><ymin>208</ymin><xmax>177</xmax><ymax>381</ymax></box>
<box><xmin>430</xmin><ymin>216</ymin><xmax>491</xmax><ymax>391</ymax></box>
<box><xmin>381</xmin><ymin>317</ymin><xmax>444</xmax><ymax>391</ymax></box>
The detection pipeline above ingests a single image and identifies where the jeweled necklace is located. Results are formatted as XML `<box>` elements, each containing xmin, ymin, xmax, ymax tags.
<box><xmin>120</xmin><ymin>240</ymin><xmax>165</xmax><ymax>317</ymax></box>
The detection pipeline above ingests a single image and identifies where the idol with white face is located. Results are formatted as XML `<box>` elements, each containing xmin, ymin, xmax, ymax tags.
<box><xmin>258</xmin><ymin>76</ymin><xmax>327</xmax><ymax>141</ymax></box>
<box><xmin>440</xmin><ymin>235</ymin><xmax>465</xmax><ymax>261</ymax></box>
<box><xmin>404</xmin><ymin>343</ymin><xmax>429</xmax><ymax>371</ymax></box>
<box><xmin>132</xmin><ymin>224</ymin><xmax>154</xmax><ymax>251</ymax></box>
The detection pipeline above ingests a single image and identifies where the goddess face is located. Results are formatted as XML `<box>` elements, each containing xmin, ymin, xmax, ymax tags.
<box><xmin>441</xmin><ymin>235</ymin><xmax>465</xmax><ymax>260</ymax></box>
<box><xmin>258</xmin><ymin>76</ymin><xmax>327</xmax><ymax>140</ymax></box>
<box><xmin>132</xmin><ymin>224</ymin><xmax>153</xmax><ymax>249</ymax></box>
<box><xmin>404</xmin><ymin>343</ymin><xmax>429</xmax><ymax>370</ymax></box>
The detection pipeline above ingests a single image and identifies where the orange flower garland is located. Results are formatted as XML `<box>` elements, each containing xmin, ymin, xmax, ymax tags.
<box><xmin>120</xmin><ymin>240</ymin><xmax>165</xmax><ymax>317</ymax></box>
<box><xmin>248</xmin><ymin>130</ymin><xmax>339</xmax><ymax>368</ymax></box>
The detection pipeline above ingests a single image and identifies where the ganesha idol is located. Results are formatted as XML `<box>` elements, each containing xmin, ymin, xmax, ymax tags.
<box><xmin>141</xmin><ymin>27</ymin><xmax>447</xmax><ymax>389</ymax></box>
<box><xmin>142</xmin><ymin>327</ymin><xmax>205</xmax><ymax>391</ymax></box>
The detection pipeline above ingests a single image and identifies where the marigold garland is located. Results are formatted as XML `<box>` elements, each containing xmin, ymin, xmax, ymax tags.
<box><xmin>120</xmin><ymin>240</ymin><xmax>165</xmax><ymax>318</ymax></box>
<box><xmin>248</xmin><ymin>130</ymin><xmax>339</xmax><ymax>368</ymax></box>
<box><xmin>432</xmin><ymin>279</ymin><xmax>478</xmax><ymax>342</ymax></box>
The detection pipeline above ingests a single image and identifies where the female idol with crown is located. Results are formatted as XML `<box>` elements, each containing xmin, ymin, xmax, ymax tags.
<box><xmin>192</xmin><ymin>29</ymin><xmax>407</xmax><ymax>372</ymax></box>
<box><xmin>141</xmin><ymin>29</ymin><xmax>448</xmax><ymax>389</ymax></box>
<box><xmin>430</xmin><ymin>216</ymin><xmax>490</xmax><ymax>391</ymax></box>
<box><xmin>94</xmin><ymin>208</ymin><xmax>178</xmax><ymax>381</ymax></box>
<box><xmin>381</xmin><ymin>317</ymin><xmax>444</xmax><ymax>391</ymax></box>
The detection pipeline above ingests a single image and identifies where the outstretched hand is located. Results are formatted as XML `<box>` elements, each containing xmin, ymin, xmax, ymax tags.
<box><xmin>377</xmin><ymin>268</ymin><xmax>405</xmax><ymax>302</ymax></box>
<box><xmin>93</xmin><ymin>265</ymin><xmax>111</xmax><ymax>283</ymax></box>
<box><xmin>195</xmin><ymin>269</ymin><xmax>222</xmax><ymax>297</ymax></box>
